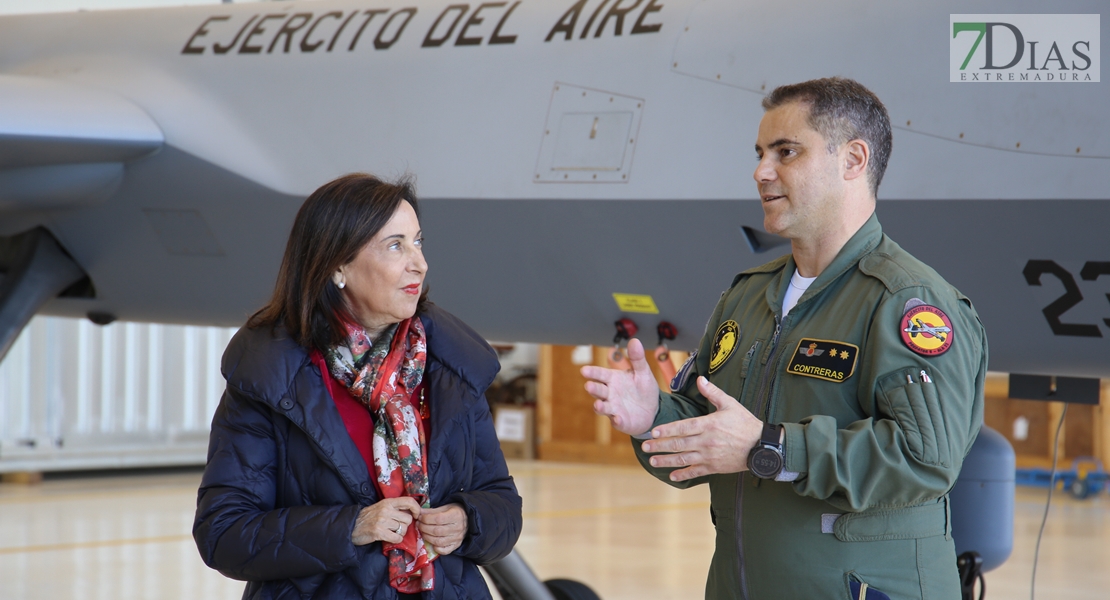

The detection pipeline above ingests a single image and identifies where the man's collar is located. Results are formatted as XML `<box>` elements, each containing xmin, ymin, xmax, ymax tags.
<box><xmin>809</xmin><ymin>213</ymin><xmax>882</xmax><ymax>290</ymax></box>
<box><xmin>765</xmin><ymin>213</ymin><xmax>882</xmax><ymax>316</ymax></box>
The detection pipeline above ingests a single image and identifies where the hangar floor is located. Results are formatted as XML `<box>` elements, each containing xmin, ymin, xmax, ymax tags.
<box><xmin>1</xmin><ymin>460</ymin><xmax>1107</xmax><ymax>599</ymax></box>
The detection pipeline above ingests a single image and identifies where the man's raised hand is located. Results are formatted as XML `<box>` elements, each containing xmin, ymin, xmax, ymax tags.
<box><xmin>581</xmin><ymin>338</ymin><xmax>660</xmax><ymax>436</ymax></box>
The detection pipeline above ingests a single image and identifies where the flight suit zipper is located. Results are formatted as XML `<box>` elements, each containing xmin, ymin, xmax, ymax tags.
<box><xmin>736</xmin><ymin>317</ymin><xmax>782</xmax><ymax>600</ymax></box>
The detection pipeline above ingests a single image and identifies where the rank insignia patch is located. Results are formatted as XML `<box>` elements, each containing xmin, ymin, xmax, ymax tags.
<box><xmin>786</xmin><ymin>339</ymin><xmax>859</xmax><ymax>383</ymax></box>
<box><xmin>900</xmin><ymin>304</ymin><xmax>954</xmax><ymax>356</ymax></box>
<box><xmin>708</xmin><ymin>320</ymin><xmax>740</xmax><ymax>374</ymax></box>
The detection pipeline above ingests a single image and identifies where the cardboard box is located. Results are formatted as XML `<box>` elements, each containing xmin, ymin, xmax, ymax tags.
<box><xmin>493</xmin><ymin>405</ymin><xmax>535</xmax><ymax>460</ymax></box>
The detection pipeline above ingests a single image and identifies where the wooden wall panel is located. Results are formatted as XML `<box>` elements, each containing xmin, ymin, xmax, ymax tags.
<box><xmin>1064</xmin><ymin>404</ymin><xmax>1095</xmax><ymax>459</ymax></box>
<box><xmin>1099</xmin><ymin>380</ymin><xmax>1110</xmax><ymax>467</ymax></box>
<box><xmin>545</xmin><ymin>345</ymin><xmax>598</xmax><ymax>444</ymax></box>
<box><xmin>982</xmin><ymin>373</ymin><xmax>1110</xmax><ymax>468</ymax></box>
<box><xmin>536</xmin><ymin>344</ymin><xmax>688</xmax><ymax>466</ymax></box>
<box><xmin>1007</xmin><ymin>400</ymin><xmax>1052</xmax><ymax>459</ymax></box>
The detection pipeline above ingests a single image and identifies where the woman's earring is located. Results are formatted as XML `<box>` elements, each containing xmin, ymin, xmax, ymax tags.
<box><xmin>333</xmin><ymin>273</ymin><xmax>346</xmax><ymax>289</ymax></box>
<box><xmin>337</xmin><ymin>280</ymin><xmax>346</xmax><ymax>289</ymax></box>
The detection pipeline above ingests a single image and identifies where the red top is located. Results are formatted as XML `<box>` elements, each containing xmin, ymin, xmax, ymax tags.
<box><xmin>310</xmin><ymin>350</ymin><xmax>428</xmax><ymax>474</ymax></box>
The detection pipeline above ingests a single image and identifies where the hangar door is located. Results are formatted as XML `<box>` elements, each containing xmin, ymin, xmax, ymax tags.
<box><xmin>0</xmin><ymin>316</ymin><xmax>235</xmax><ymax>473</ymax></box>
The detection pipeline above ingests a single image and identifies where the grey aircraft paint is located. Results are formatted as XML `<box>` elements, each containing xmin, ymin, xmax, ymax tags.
<box><xmin>0</xmin><ymin>0</ymin><xmax>1107</xmax><ymax>378</ymax></box>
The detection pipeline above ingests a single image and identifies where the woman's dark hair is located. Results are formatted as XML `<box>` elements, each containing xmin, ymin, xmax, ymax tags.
<box><xmin>248</xmin><ymin>173</ymin><xmax>427</xmax><ymax>350</ymax></box>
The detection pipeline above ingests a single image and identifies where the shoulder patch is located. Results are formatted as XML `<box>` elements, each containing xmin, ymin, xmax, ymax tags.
<box><xmin>670</xmin><ymin>350</ymin><xmax>697</xmax><ymax>392</ymax></box>
<box><xmin>786</xmin><ymin>339</ymin><xmax>858</xmax><ymax>382</ymax></box>
<box><xmin>900</xmin><ymin>304</ymin><xmax>954</xmax><ymax>356</ymax></box>
<box><xmin>708</xmin><ymin>320</ymin><xmax>740</xmax><ymax>374</ymax></box>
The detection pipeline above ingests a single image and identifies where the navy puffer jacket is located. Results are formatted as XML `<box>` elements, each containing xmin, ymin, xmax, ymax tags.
<box><xmin>193</xmin><ymin>304</ymin><xmax>522</xmax><ymax>599</ymax></box>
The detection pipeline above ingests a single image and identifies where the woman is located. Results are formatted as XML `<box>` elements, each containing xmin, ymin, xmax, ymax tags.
<box><xmin>194</xmin><ymin>173</ymin><xmax>522</xmax><ymax>599</ymax></box>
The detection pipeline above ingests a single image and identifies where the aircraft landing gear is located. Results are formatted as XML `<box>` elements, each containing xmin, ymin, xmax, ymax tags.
<box><xmin>483</xmin><ymin>549</ymin><xmax>601</xmax><ymax>600</ymax></box>
<box><xmin>0</xmin><ymin>227</ymin><xmax>89</xmax><ymax>362</ymax></box>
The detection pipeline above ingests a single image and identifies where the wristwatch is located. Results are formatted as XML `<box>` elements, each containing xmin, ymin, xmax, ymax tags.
<box><xmin>747</xmin><ymin>421</ymin><xmax>784</xmax><ymax>479</ymax></box>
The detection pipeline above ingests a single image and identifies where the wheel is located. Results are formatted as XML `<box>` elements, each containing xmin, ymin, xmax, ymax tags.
<box><xmin>1069</xmin><ymin>478</ymin><xmax>1091</xmax><ymax>500</ymax></box>
<box><xmin>544</xmin><ymin>578</ymin><xmax>602</xmax><ymax>600</ymax></box>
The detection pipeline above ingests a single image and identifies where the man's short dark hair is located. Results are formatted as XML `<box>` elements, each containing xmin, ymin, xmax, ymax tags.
<box><xmin>762</xmin><ymin>77</ymin><xmax>893</xmax><ymax>197</ymax></box>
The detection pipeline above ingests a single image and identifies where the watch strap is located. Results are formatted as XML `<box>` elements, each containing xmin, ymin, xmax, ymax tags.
<box><xmin>761</xmin><ymin>421</ymin><xmax>781</xmax><ymax>448</ymax></box>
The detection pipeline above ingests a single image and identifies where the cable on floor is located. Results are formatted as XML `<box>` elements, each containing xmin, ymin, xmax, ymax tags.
<box><xmin>1030</xmin><ymin>403</ymin><xmax>1068</xmax><ymax>600</ymax></box>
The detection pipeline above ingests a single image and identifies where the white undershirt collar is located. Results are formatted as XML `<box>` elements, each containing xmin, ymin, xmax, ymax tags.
<box><xmin>782</xmin><ymin>269</ymin><xmax>816</xmax><ymax>319</ymax></box>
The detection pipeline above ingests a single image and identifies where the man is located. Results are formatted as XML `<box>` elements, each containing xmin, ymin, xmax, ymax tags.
<box><xmin>582</xmin><ymin>78</ymin><xmax>986</xmax><ymax>599</ymax></box>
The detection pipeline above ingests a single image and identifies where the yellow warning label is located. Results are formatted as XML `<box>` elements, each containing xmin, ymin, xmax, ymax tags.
<box><xmin>612</xmin><ymin>293</ymin><xmax>659</xmax><ymax>314</ymax></box>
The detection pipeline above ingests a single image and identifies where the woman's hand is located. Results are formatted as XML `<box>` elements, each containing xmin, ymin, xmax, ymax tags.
<box><xmin>351</xmin><ymin>497</ymin><xmax>423</xmax><ymax>546</ymax></box>
<box><xmin>417</xmin><ymin>503</ymin><xmax>468</xmax><ymax>555</ymax></box>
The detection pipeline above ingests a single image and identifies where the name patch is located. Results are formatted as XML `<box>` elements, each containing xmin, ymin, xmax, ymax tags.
<box><xmin>786</xmin><ymin>339</ymin><xmax>859</xmax><ymax>383</ymax></box>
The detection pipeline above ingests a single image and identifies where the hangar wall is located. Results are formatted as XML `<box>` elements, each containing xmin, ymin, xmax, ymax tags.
<box><xmin>0</xmin><ymin>315</ymin><xmax>235</xmax><ymax>473</ymax></box>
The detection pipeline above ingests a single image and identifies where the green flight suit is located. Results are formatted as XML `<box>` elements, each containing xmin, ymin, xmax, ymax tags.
<box><xmin>635</xmin><ymin>214</ymin><xmax>987</xmax><ymax>599</ymax></box>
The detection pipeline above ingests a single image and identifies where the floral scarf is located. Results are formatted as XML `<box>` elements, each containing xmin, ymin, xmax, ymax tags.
<box><xmin>324</xmin><ymin>316</ymin><xmax>436</xmax><ymax>593</ymax></box>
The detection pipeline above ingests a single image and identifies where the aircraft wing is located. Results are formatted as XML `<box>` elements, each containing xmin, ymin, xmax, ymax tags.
<box><xmin>0</xmin><ymin>74</ymin><xmax>162</xmax><ymax>211</ymax></box>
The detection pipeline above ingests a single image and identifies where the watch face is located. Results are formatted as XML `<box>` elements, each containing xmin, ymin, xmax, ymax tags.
<box><xmin>749</xmin><ymin>446</ymin><xmax>784</xmax><ymax>479</ymax></box>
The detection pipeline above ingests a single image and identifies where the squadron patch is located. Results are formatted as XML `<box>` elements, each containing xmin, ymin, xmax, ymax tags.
<box><xmin>786</xmin><ymin>339</ymin><xmax>859</xmax><ymax>382</ymax></box>
<box><xmin>900</xmin><ymin>304</ymin><xmax>954</xmax><ymax>356</ymax></box>
<box><xmin>708</xmin><ymin>320</ymin><xmax>740</xmax><ymax>374</ymax></box>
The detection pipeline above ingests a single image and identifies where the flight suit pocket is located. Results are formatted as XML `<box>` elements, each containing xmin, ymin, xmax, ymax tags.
<box><xmin>877</xmin><ymin>368</ymin><xmax>949</xmax><ymax>467</ymax></box>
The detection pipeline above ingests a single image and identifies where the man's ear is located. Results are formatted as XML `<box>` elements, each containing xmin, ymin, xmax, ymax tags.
<box><xmin>843</xmin><ymin>139</ymin><xmax>870</xmax><ymax>182</ymax></box>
